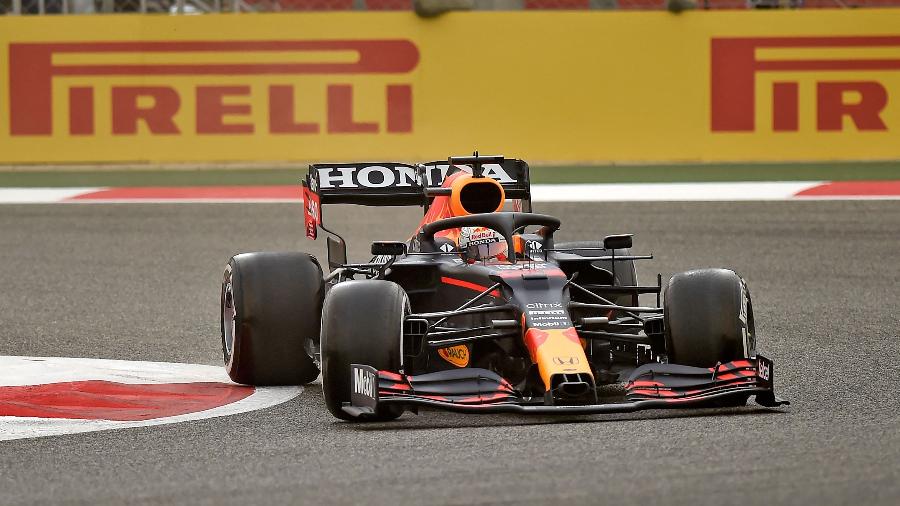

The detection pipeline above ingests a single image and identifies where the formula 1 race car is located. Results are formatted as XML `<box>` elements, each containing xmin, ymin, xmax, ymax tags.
<box><xmin>219</xmin><ymin>154</ymin><xmax>787</xmax><ymax>421</ymax></box>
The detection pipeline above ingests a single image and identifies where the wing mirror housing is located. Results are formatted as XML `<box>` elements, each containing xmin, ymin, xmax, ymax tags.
<box><xmin>327</xmin><ymin>236</ymin><xmax>347</xmax><ymax>271</ymax></box>
<box><xmin>603</xmin><ymin>234</ymin><xmax>633</xmax><ymax>250</ymax></box>
<box><xmin>371</xmin><ymin>241</ymin><xmax>406</xmax><ymax>256</ymax></box>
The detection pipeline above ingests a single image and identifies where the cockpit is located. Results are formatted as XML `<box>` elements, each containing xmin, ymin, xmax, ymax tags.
<box><xmin>414</xmin><ymin>165</ymin><xmax>545</xmax><ymax>263</ymax></box>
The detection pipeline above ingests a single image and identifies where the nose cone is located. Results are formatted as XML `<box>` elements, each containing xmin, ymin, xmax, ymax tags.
<box><xmin>523</xmin><ymin>327</ymin><xmax>594</xmax><ymax>399</ymax></box>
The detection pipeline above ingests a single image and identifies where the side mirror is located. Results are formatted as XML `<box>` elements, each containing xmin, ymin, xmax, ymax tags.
<box><xmin>327</xmin><ymin>236</ymin><xmax>347</xmax><ymax>271</ymax></box>
<box><xmin>603</xmin><ymin>234</ymin><xmax>633</xmax><ymax>250</ymax></box>
<box><xmin>371</xmin><ymin>241</ymin><xmax>406</xmax><ymax>256</ymax></box>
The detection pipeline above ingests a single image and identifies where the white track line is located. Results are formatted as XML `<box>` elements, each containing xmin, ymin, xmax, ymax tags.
<box><xmin>2</xmin><ymin>181</ymin><xmax>900</xmax><ymax>203</ymax></box>
<box><xmin>531</xmin><ymin>182</ymin><xmax>823</xmax><ymax>201</ymax></box>
<box><xmin>56</xmin><ymin>198</ymin><xmax>303</xmax><ymax>204</ymax></box>
<box><xmin>0</xmin><ymin>187</ymin><xmax>101</xmax><ymax>203</ymax></box>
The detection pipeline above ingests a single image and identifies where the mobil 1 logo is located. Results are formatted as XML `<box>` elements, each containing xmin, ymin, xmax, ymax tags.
<box><xmin>350</xmin><ymin>364</ymin><xmax>379</xmax><ymax>410</ymax></box>
<box><xmin>525</xmin><ymin>302</ymin><xmax>570</xmax><ymax>328</ymax></box>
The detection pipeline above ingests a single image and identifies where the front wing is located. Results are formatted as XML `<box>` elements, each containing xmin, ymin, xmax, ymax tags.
<box><xmin>343</xmin><ymin>356</ymin><xmax>788</xmax><ymax>418</ymax></box>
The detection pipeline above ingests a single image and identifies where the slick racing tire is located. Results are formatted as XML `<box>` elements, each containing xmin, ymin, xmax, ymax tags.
<box><xmin>221</xmin><ymin>252</ymin><xmax>324</xmax><ymax>386</ymax></box>
<box><xmin>321</xmin><ymin>280</ymin><xmax>407</xmax><ymax>422</ymax></box>
<box><xmin>663</xmin><ymin>268</ymin><xmax>755</xmax><ymax>368</ymax></box>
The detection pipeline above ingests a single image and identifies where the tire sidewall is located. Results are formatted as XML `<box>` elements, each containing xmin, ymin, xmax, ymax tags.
<box><xmin>321</xmin><ymin>280</ymin><xmax>407</xmax><ymax>421</ymax></box>
<box><xmin>221</xmin><ymin>252</ymin><xmax>323</xmax><ymax>386</ymax></box>
<box><xmin>664</xmin><ymin>269</ymin><xmax>753</xmax><ymax>367</ymax></box>
<box><xmin>738</xmin><ymin>277</ymin><xmax>756</xmax><ymax>358</ymax></box>
<box><xmin>222</xmin><ymin>259</ymin><xmax>242</xmax><ymax>378</ymax></box>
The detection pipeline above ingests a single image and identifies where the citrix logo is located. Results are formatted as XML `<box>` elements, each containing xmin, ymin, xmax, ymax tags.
<box><xmin>526</xmin><ymin>302</ymin><xmax>562</xmax><ymax>309</ymax></box>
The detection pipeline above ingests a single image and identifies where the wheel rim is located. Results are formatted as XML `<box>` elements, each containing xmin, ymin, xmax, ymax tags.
<box><xmin>222</xmin><ymin>281</ymin><xmax>237</xmax><ymax>358</ymax></box>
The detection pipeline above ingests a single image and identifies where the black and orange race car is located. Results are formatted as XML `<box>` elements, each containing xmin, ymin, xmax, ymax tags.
<box><xmin>219</xmin><ymin>154</ymin><xmax>788</xmax><ymax>421</ymax></box>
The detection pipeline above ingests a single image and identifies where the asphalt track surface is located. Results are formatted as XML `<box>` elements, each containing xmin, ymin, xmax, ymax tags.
<box><xmin>1</xmin><ymin>201</ymin><xmax>899</xmax><ymax>505</ymax></box>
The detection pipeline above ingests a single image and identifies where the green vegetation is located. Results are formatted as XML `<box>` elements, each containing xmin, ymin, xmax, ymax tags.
<box><xmin>0</xmin><ymin>160</ymin><xmax>897</xmax><ymax>187</ymax></box>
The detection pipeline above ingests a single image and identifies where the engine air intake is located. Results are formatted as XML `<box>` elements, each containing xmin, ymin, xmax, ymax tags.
<box><xmin>449</xmin><ymin>175</ymin><xmax>506</xmax><ymax>216</ymax></box>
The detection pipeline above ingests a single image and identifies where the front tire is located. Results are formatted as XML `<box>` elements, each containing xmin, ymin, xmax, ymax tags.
<box><xmin>321</xmin><ymin>280</ymin><xmax>407</xmax><ymax>422</ymax></box>
<box><xmin>663</xmin><ymin>268</ymin><xmax>755</xmax><ymax>368</ymax></box>
<box><xmin>221</xmin><ymin>252</ymin><xmax>323</xmax><ymax>386</ymax></box>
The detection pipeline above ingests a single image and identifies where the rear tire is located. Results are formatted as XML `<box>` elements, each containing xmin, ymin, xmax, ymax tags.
<box><xmin>663</xmin><ymin>268</ymin><xmax>755</xmax><ymax>368</ymax></box>
<box><xmin>221</xmin><ymin>252</ymin><xmax>323</xmax><ymax>386</ymax></box>
<box><xmin>321</xmin><ymin>280</ymin><xmax>407</xmax><ymax>422</ymax></box>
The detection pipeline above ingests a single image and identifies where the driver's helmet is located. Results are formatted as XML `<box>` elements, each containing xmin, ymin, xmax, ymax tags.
<box><xmin>458</xmin><ymin>226</ymin><xmax>507</xmax><ymax>262</ymax></box>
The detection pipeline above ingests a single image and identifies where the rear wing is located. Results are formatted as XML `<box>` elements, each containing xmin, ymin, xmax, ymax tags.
<box><xmin>304</xmin><ymin>157</ymin><xmax>531</xmax><ymax>205</ymax></box>
<box><xmin>302</xmin><ymin>156</ymin><xmax>532</xmax><ymax>239</ymax></box>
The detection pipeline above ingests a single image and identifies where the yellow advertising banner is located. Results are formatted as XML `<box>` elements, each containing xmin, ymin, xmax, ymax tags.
<box><xmin>1</xmin><ymin>10</ymin><xmax>899</xmax><ymax>164</ymax></box>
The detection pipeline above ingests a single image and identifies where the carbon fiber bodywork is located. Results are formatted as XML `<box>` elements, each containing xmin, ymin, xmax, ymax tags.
<box><xmin>344</xmin><ymin>356</ymin><xmax>788</xmax><ymax>417</ymax></box>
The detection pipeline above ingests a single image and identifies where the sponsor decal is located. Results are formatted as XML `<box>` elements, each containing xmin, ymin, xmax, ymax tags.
<box><xmin>758</xmin><ymin>358</ymin><xmax>771</xmax><ymax>382</ymax></box>
<box><xmin>459</xmin><ymin>227</ymin><xmax>502</xmax><ymax>248</ymax></box>
<box><xmin>372</xmin><ymin>254</ymin><xmax>394</xmax><ymax>265</ymax></box>
<box><xmin>526</xmin><ymin>302</ymin><xmax>570</xmax><ymax>328</ymax></box>
<box><xmin>552</xmin><ymin>356</ymin><xmax>580</xmax><ymax>366</ymax></box>
<box><xmin>711</xmin><ymin>36</ymin><xmax>899</xmax><ymax>133</ymax></box>
<box><xmin>526</xmin><ymin>302</ymin><xmax>563</xmax><ymax>309</ymax></box>
<box><xmin>8</xmin><ymin>40</ymin><xmax>418</xmax><ymax>137</ymax></box>
<box><xmin>353</xmin><ymin>366</ymin><xmax>376</xmax><ymax>398</ymax></box>
<box><xmin>438</xmin><ymin>345</ymin><xmax>470</xmax><ymax>368</ymax></box>
<box><xmin>492</xmin><ymin>263</ymin><xmax>566</xmax><ymax>278</ymax></box>
<box><xmin>303</xmin><ymin>185</ymin><xmax>320</xmax><ymax>239</ymax></box>
<box><xmin>316</xmin><ymin>165</ymin><xmax>420</xmax><ymax>189</ymax></box>
<box><xmin>3</xmin><ymin>14</ymin><xmax>899</xmax><ymax>165</ymax></box>
<box><xmin>349</xmin><ymin>364</ymin><xmax>379</xmax><ymax>411</ymax></box>
<box><xmin>531</xmin><ymin>321</ymin><xmax>568</xmax><ymax>327</ymax></box>
<box><xmin>438</xmin><ymin>163</ymin><xmax>516</xmax><ymax>184</ymax></box>
<box><xmin>440</xmin><ymin>243</ymin><xmax>456</xmax><ymax>253</ymax></box>
<box><xmin>739</xmin><ymin>284</ymin><xmax>749</xmax><ymax>356</ymax></box>
<box><xmin>314</xmin><ymin>164</ymin><xmax>516</xmax><ymax>190</ymax></box>
<box><xmin>494</xmin><ymin>262</ymin><xmax>552</xmax><ymax>271</ymax></box>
